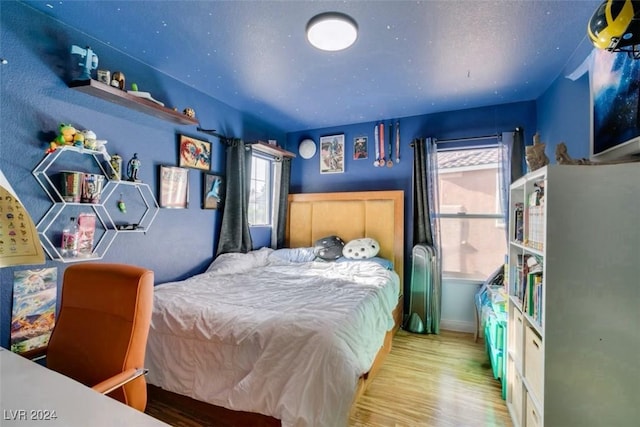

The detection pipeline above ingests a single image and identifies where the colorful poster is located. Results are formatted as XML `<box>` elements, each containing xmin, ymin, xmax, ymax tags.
<box><xmin>0</xmin><ymin>169</ymin><xmax>45</xmax><ymax>267</ymax></box>
<box><xmin>10</xmin><ymin>268</ymin><xmax>57</xmax><ymax>354</ymax></box>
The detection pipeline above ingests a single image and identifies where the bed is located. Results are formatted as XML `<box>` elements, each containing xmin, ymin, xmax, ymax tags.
<box><xmin>145</xmin><ymin>190</ymin><xmax>404</xmax><ymax>427</ymax></box>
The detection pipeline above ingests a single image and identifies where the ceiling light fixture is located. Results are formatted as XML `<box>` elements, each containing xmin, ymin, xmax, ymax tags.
<box><xmin>306</xmin><ymin>12</ymin><xmax>358</xmax><ymax>52</ymax></box>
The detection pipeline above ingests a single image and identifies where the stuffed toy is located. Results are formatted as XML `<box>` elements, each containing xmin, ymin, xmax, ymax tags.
<box><xmin>47</xmin><ymin>123</ymin><xmax>77</xmax><ymax>153</ymax></box>
<box><xmin>343</xmin><ymin>237</ymin><xmax>380</xmax><ymax>259</ymax></box>
<box><xmin>314</xmin><ymin>235</ymin><xmax>345</xmax><ymax>261</ymax></box>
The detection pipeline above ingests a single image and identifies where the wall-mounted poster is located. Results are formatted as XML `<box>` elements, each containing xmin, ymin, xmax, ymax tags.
<box><xmin>10</xmin><ymin>267</ymin><xmax>57</xmax><ymax>354</ymax></box>
<box><xmin>0</xmin><ymin>169</ymin><xmax>45</xmax><ymax>267</ymax></box>
<box><xmin>159</xmin><ymin>165</ymin><xmax>189</xmax><ymax>208</ymax></box>
<box><xmin>353</xmin><ymin>136</ymin><xmax>368</xmax><ymax>160</ymax></box>
<box><xmin>203</xmin><ymin>173</ymin><xmax>224</xmax><ymax>210</ymax></box>
<box><xmin>590</xmin><ymin>48</ymin><xmax>640</xmax><ymax>160</ymax></box>
<box><xmin>178</xmin><ymin>134</ymin><xmax>211</xmax><ymax>171</ymax></box>
<box><xmin>320</xmin><ymin>134</ymin><xmax>345</xmax><ymax>174</ymax></box>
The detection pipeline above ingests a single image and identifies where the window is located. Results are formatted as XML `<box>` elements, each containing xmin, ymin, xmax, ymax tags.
<box><xmin>436</xmin><ymin>146</ymin><xmax>507</xmax><ymax>280</ymax></box>
<box><xmin>248</xmin><ymin>154</ymin><xmax>273</xmax><ymax>226</ymax></box>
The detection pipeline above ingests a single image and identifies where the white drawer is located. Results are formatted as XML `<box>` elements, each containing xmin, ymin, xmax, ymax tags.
<box><xmin>514</xmin><ymin>310</ymin><xmax>524</xmax><ymax>369</ymax></box>
<box><xmin>525</xmin><ymin>392</ymin><xmax>542</xmax><ymax>427</ymax></box>
<box><xmin>524</xmin><ymin>326</ymin><xmax>543</xmax><ymax>402</ymax></box>
<box><xmin>509</xmin><ymin>365</ymin><xmax>524</xmax><ymax>425</ymax></box>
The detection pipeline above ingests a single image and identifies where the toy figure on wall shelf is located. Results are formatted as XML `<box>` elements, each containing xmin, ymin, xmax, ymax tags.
<box><xmin>110</xmin><ymin>154</ymin><xmax>123</xmax><ymax>180</ymax></box>
<box><xmin>70</xmin><ymin>45</ymin><xmax>98</xmax><ymax>80</ymax></box>
<box><xmin>46</xmin><ymin>124</ymin><xmax>111</xmax><ymax>159</ymax></box>
<box><xmin>127</xmin><ymin>153</ymin><xmax>141</xmax><ymax>182</ymax></box>
<box><xmin>525</xmin><ymin>133</ymin><xmax>550</xmax><ymax>172</ymax></box>
<box><xmin>555</xmin><ymin>142</ymin><xmax>640</xmax><ymax>165</ymax></box>
<box><xmin>47</xmin><ymin>123</ymin><xmax>77</xmax><ymax>152</ymax></box>
<box><xmin>183</xmin><ymin>107</ymin><xmax>196</xmax><ymax>119</ymax></box>
<box><xmin>111</xmin><ymin>71</ymin><xmax>125</xmax><ymax>90</ymax></box>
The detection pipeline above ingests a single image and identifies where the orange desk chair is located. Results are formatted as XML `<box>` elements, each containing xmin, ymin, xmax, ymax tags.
<box><xmin>46</xmin><ymin>263</ymin><xmax>154</xmax><ymax>412</ymax></box>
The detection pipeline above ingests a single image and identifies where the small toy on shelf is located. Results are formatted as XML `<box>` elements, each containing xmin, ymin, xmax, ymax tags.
<box><xmin>47</xmin><ymin>123</ymin><xmax>78</xmax><ymax>153</ymax></box>
<box><xmin>111</xmin><ymin>71</ymin><xmax>125</xmax><ymax>90</ymax></box>
<box><xmin>183</xmin><ymin>107</ymin><xmax>196</xmax><ymax>119</ymax></box>
<box><xmin>117</xmin><ymin>193</ymin><xmax>127</xmax><ymax>213</ymax></box>
<box><xmin>110</xmin><ymin>154</ymin><xmax>123</xmax><ymax>180</ymax></box>
<box><xmin>70</xmin><ymin>45</ymin><xmax>98</xmax><ymax>80</ymax></box>
<box><xmin>127</xmin><ymin>153</ymin><xmax>141</xmax><ymax>182</ymax></box>
<box><xmin>97</xmin><ymin>69</ymin><xmax>111</xmax><ymax>85</ymax></box>
<box><xmin>525</xmin><ymin>133</ymin><xmax>550</xmax><ymax>172</ymax></box>
<box><xmin>555</xmin><ymin>142</ymin><xmax>640</xmax><ymax>165</ymax></box>
<box><xmin>94</xmin><ymin>139</ymin><xmax>110</xmax><ymax>160</ymax></box>
<box><xmin>81</xmin><ymin>129</ymin><xmax>97</xmax><ymax>150</ymax></box>
<box><xmin>73</xmin><ymin>132</ymin><xmax>84</xmax><ymax>147</ymax></box>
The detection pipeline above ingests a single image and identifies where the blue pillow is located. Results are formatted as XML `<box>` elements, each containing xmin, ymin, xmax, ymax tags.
<box><xmin>336</xmin><ymin>256</ymin><xmax>394</xmax><ymax>270</ymax></box>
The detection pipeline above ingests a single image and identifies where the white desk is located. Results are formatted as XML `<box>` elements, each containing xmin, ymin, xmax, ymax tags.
<box><xmin>0</xmin><ymin>347</ymin><xmax>169</xmax><ymax>426</ymax></box>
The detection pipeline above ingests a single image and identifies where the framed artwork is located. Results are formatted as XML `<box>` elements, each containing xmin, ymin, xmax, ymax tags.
<box><xmin>178</xmin><ymin>134</ymin><xmax>211</xmax><ymax>171</ymax></box>
<box><xmin>159</xmin><ymin>165</ymin><xmax>189</xmax><ymax>208</ymax></box>
<box><xmin>590</xmin><ymin>48</ymin><xmax>640</xmax><ymax>160</ymax></box>
<box><xmin>353</xmin><ymin>136</ymin><xmax>368</xmax><ymax>160</ymax></box>
<box><xmin>320</xmin><ymin>134</ymin><xmax>345</xmax><ymax>174</ymax></box>
<box><xmin>203</xmin><ymin>173</ymin><xmax>224</xmax><ymax>210</ymax></box>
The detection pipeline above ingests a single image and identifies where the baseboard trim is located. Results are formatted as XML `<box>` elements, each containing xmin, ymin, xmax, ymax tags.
<box><xmin>440</xmin><ymin>319</ymin><xmax>475</xmax><ymax>333</ymax></box>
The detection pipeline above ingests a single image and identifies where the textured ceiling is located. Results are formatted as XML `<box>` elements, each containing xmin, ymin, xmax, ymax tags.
<box><xmin>21</xmin><ymin>0</ymin><xmax>602</xmax><ymax>133</ymax></box>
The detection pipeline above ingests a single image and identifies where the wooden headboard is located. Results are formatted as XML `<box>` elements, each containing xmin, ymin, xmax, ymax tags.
<box><xmin>286</xmin><ymin>190</ymin><xmax>404</xmax><ymax>289</ymax></box>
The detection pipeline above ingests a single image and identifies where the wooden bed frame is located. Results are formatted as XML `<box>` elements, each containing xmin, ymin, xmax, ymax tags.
<box><xmin>148</xmin><ymin>190</ymin><xmax>405</xmax><ymax>425</ymax></box>
<box><xmin>286</xmin><ymin>190</ymin><xmax>405</xmax><ymax>408</ymax></box>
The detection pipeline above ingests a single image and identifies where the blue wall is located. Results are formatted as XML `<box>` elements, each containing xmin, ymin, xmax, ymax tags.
<box><xmin>286</xmin><ymin>102</ymin><xmax>538</xmax><ymax>296</ymax></box>
<box><xmin>0</xmin><ymin>2</ymin><xmax>284</xmax><ymax>348</ymax></box>
<box><xmin>537</xmin><ymin>66</ymin><xmax>592</xmax><ymax>161</ymax></box>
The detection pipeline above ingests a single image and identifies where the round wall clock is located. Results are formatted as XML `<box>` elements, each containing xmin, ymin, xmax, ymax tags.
<box><xmin>299</xmin><ymin>138</ymin><xmax>317</xmax><ymax>159</ymax></box>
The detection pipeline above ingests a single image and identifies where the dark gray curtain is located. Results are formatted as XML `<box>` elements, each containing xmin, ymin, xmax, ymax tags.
<box><xmin>511</xmin><ymin>127</ymin><xmax>524</xmax><ymax>183</ymax></box>
<box><xmin>275</xmin><ymin>157</ymin><xmax>291</xmax><ymax>249</ymax></box>
<box><xmin>216</xmin><ymin>139</ymin><xmax>253</xmax><ymax>255</ymax></box>
<box><xmin>412</xmin><ymin>138</ymin><xmax>433</xmax><ymax>245</ymax></box>
<box><xmin>407</xmin><ymin>137</ymin><xmax>442</xmax><ymax>334</ymax></box>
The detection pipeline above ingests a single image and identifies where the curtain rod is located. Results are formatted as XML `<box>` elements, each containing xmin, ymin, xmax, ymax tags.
<box><xmin>196</xmin><ymin>127</ymin><xmax>233</xmax><ymax>141</ymax></box>
<box><xmin>435</xmin><ymin>134</ymin><xmax>500</xmax><ymax>144</ymax></box>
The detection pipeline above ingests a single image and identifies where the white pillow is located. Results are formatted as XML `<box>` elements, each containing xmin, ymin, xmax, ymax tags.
<box><xmin>206</xmin><ymin>247</ymin><xmax>272</xmax><ymax>273</ymax></box>
<box><xmin>342</xmin><ymin>237</ymin><xmax>380</xmax><ymax>259</ymax></box>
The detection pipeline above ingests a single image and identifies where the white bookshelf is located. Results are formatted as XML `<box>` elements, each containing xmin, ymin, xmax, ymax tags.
<box><xmin>506</xmin><ymin>164</ymin><xmax>640</xmax><ymax>427</ymax></box>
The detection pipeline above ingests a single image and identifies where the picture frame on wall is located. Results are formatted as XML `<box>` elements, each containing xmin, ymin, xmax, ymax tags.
<box><xmin>178</xmin><ymin>134</ymin><xmax>211</xmax><ymax>171</ymax></box>
<box><xmin>320</xmin><ymin>134</ymin><xmax>345</xmax><ymax>174</ymax></box>
<box><xmin>159</xmin><ymin>165</ymin><xmax>189</xmax><ymax>208</ymax></box>
<box><xmin>202</xmin><ymin>173</ymin><xmax>224</xmax><ymax>210</ymax></box>
<box><xmin>353</xmin><ymin>136</ymin><xmax>368</xmax><ymax>160</ymax></box>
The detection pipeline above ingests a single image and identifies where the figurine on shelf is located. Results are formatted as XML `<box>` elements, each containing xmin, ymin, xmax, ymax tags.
<box><xmin>70</xmin><ymin>45</ymin><xmax>98</xmax><ymax>80</ymax></box>
<box><xmin>525</xmin><ymin>133</ymin><xmax>550</xmax><ymax>172</ymax></box>
<box><xmin>81</xmin><ymin>129</ymin><xmax>98</xmax><ymax>150</ymax></box>
<box><xmin>183</xmin><ymin>107</ymin><xmax>196</xmax><ymax>119</ymax></box>
<box><xmin>94</xmin><ymin>139</ymin><xmax>110</xmax><ymax>161</ymax></box>
<box><xmin>110</xmin><ymin>154</ymin><xmax>123</xmax><ymax>180</ymax></box>
<box><xmin>111</xmin><ymin>71</ymin><xmax>126</xmax><ymax>90</ymax></box>
<box><xmin>127</xmin><ymin>153</ymin><xmax>141</xmax><ymax>182</ymax></box>
<box><xmin>47</xmin><ymin>123</ymin><xmax>78</xmax><ymax>153</ymax></box>
<box><xmin>555</xmin><ymin>142</ymin><xmax>640</xmax><ymax>165</ymax></box>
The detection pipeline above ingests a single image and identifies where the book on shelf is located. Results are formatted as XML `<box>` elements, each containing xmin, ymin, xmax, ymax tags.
<box><xmin>514</xmin><ymin>202</ymin><xmax>524</xmax><ymax>242</ymax></box>
<box><xmin>523</xmin><ymin>271</ymin><xmax>543</xmax><ymax>327</ymax></box>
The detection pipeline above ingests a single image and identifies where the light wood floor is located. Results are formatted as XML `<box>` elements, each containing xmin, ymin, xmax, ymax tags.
<box><xmin>349</xmin><ymin>330</ymin><xmax>512</xmax><ymax>427</ymax></box>
<box><xmin>146</xmin><ymin>330</ymin><xmax>512</xmax><ymax>427</ymax></box>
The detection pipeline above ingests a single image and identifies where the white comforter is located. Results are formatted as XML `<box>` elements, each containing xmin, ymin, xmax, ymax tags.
<box><xmin>145</xmin><ymin>247</ymin><xmax>400</xmax><ymax>427</ymax></box>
